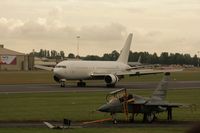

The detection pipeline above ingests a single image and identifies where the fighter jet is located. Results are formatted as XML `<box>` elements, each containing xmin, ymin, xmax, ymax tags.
<box><xmin>98</xmin><ymin>72</ymin><xmax>188</xmax><ymax>123</ymax></box>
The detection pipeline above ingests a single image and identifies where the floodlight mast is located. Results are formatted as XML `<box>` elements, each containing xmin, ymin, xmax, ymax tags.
<box><xmin>76</xmin><ymin>36</ymin><xmax>80</xmax><ymax>59</ymax></box>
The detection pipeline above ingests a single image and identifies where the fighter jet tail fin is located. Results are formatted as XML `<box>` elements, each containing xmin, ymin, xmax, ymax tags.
<box><xmin>151</xmin><ymin>72</ymin><xmax>170</xmax><ymax>101</ymax></box>
<box><xmin>117</xmin><ymin>33</ymin><xmax>133</xmax><ymax>64</ymax></box>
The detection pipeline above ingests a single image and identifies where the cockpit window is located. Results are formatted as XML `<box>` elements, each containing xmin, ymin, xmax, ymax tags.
<box><xmin>55</xmin><ymin>65</ymin><xmax>66</xmax><ymax>68</ymax></box>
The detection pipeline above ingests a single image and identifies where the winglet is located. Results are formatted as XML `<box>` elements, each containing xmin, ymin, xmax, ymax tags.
<box><xmin>117</xmin><ymin>33</ymin><xmax>133</xmax><ymax>64</ymax></box>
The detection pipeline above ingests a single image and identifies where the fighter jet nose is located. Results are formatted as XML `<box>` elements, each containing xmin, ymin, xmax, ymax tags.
<box><xmin>98</xmin><ymin>104</ymin><xmax>110</xmax><ymax>112</ymax></box>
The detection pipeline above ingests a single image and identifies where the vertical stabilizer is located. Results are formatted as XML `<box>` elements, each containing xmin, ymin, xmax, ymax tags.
<box><xmin>117</xmin><ymin>33</ymin><xmax>133</xmax><ymax>64</ymax></box>
<box><xmin>138</xmin><ymin>55</ymin><xmax>141</xmax><ymax>63</ymax></box>
<box><xmin>151</xmin><ymin>73</ymin><xmax>170</xmax><ymax>101</ymax></box>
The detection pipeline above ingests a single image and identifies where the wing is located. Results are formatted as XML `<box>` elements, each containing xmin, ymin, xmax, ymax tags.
<box><xmin>116</xmin><ymin>68</ymin><xmax>183</xmax><ymax>76</ymax></box>
<box><xmin>126</xmin><ymin>66</ymin><xmax>144</xmax><ymax>70</ymax></box>
<box><xmin>34</xmin><ymin>65</ymin><xmax>54</xmax><ymax>71</ymax></box>
<box><xmin>90</xmin><ymin>69</ymin><xmax>182</xmax><ymax>79</ymax></box>
<box><xmin>146</xmin><ymin>101</ymin><xmax>187</xmax><ymax>108</ymax></box>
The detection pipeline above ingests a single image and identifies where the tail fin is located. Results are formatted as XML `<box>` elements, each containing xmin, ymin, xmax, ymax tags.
<box><xmin>137</xmin><ymin>55</ymin><xmax>141</xmax><ymax>63</ymax></box>
<box><xmin>117</xmin><ymin>33</ymin><xmax>133</xmax><ymax>64</ymax></box>
<box><xmin>151</xmin><ymin>72</ymin><xmax>170</xmax><ymax>101</ymax></box>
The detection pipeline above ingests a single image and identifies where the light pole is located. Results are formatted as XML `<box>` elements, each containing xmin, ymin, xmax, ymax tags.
<box><xmin>76</xmin><ymin>36</ymin><xmax>80</xmax><ymax>59</ymax></box>
<box><xmin>198</xmin><ymin>51</ymin><xmax>200</xmax><ymax>67</ymax></box>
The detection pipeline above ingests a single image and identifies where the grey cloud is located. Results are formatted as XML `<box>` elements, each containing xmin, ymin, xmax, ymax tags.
<box><xmin>79</xmin><ymin>23</ymin><xmax>126</xmax><ymax>41</ymax></box>
<box><xmin>0</xmin><ymin>16</ymin><xmax>126</xmax><ymax>41</ymax></box>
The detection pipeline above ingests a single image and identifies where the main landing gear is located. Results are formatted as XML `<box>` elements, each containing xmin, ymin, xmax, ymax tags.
<box><xmin>60</xmin><ymin>79</ymin><xmax>66</xmax><ymax>87</ymax></box>
<box><xmin>111</xmin><ymin>113</ymin><xmax>117</xmax><ymax>124</ymax></box>
<box><xmin>143</xmin><ymin>113</ymin><xmax>156</xmax><ymax>123</ymax></box>
<box><xmin>77</xmin><ymin>80</ymin><xmax>86</xmax><ymax>87</ymax></box>
<box><xmin>167</xmin><ymin>107</ymin><xmax>173</xmax><ymax>121</ymax></box>
<box><xmin>106</xmin><ymin>84</ymin><xmax>116</xmax><ymax>88</ymax></box>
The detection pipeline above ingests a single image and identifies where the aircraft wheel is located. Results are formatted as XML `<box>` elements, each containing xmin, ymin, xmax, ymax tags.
<box><xmin>143</xmin><ymin>113</ymin><xmax>155</xmax><ymax>123</ymax></box>
<box><xmin>81</xmin><ymin>82</ymin><xmax>86</xmax><ymax>87</ymax></box>
<box><xmin>106</xmin><ymin>84</ymin><xmax>115</xmax><ymax>88</ymax></box>
<box><xmin>146</xmin><ymin>113</ymin><xmax>155</xmax><ymax>123</ymax></box>
<box><xmin>113</xmin><ymin>119</ymin><xmax>117</xmax><ymax>124</ymax></box>
<box><xmin>77</xmin><ymin>82</ymin><xmax>81</xmax><ymax>87</ymax></box>
<box><xmin>60</xmin><ymin>81</ymin><xmax>65</xmax><ymax>87</ymax></box>
<box><xmin>77</xmin><ymin>82</ymin><xmax>86</xmax><ymax>87</ymax></box>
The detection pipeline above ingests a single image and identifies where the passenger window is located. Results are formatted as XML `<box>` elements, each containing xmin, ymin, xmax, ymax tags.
<box><xmin>56</xmin><ymin>65</ymin><xmax>66</xmax><ymax>68</ymax></box>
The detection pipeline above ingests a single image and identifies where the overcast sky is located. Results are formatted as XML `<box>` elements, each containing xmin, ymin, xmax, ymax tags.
<box><xmin>0</xmin><ymin>0</ymin><xmax>200</xmax><ymax>56</ymax></box>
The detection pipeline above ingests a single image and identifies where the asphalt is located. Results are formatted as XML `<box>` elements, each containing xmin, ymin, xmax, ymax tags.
<box><xmin>0</xmin><ymin>120</ymin><xmax>197</xmax><ymax>128</ymax></box>
<box><xmin>0</xmin><ymin>81</ymin><xmax>200</xmax><ymax>93</ymax></box>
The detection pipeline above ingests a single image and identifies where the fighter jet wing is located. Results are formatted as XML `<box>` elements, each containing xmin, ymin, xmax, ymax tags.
<box><xmin>145</xmin><ymin>101</ymin><xmax>186</xmax><ymax>108</ymax></box>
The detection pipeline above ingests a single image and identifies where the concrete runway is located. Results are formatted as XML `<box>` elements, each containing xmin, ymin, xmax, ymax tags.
<box><xmin>0</xmin><ymin>81</ymin><xmax>200</xmax><ymax>93</ymax></box>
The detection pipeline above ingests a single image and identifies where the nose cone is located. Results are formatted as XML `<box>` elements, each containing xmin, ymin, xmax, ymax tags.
<box><xmin>53</xmin><ymin>68</ymin><xmax>62</xmax><ymax>76</ymax></box>
<box><xmin>98</xmin><ymin>104</ymin><xmax>110</xmax><ymax>112</ymax></box>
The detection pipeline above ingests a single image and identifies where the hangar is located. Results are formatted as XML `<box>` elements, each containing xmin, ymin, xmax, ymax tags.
<box><xmin>0</xmin><ymin>45</ymin><xmax>34</xmax><ymax>71</ymax></box>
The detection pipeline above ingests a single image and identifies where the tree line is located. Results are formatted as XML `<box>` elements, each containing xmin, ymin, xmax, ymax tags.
<box><xmin>32</xmin><ymin>49</ymin><xmax>199</xmax><ymax>66</ymax></box>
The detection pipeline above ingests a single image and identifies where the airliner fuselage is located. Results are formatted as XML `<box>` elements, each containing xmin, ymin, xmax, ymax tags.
<box><xmin>53</xmin><ymin>60</ymin><xmax>129</xmax><ymax>80</ymax></box>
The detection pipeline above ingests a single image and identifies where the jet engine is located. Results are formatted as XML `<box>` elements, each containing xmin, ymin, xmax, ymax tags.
<box><xmin>104</xmin><ymin>74</ymin><xmax>119</xmax><ymax>84</ymax></box>
<box><xmin>53</xmin><ymin>75</ymin><xmax>60</xmax><ymax>83</ymax></box>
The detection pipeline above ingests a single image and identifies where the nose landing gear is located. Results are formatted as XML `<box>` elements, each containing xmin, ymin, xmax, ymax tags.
<box><xmin>60</xmin><ymin>79</ymin><xmax>66</xmax><ymax>87</ymax></box>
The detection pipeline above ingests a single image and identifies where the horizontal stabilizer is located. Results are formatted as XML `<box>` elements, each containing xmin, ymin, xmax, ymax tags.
<box><xmin>44</xmin><ymin>122</ymin><xmax>55</xmax><ymax>129</ymax></box>
<box><xmin>34</xmin><ymin>65</ymin><xmax>54</xmax><ymax>71</ymax></box>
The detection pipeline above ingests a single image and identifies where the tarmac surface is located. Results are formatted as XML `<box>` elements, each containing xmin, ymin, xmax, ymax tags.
<box><xmin>0</xmin><ymin>81</ymin><xmax>200</xmax><ymax>93</ymax></box>
<box><xmin>0</xmin><ymin>120</ymin><xmax>197</xmax><ymax>128</ymax></box>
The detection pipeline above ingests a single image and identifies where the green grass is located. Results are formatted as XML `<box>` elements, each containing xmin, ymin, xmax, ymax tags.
<box><xmin>0</xmin><ymin>127</ymin><xmax>188</xmax><ymax>133</ymax></box>
<box><xmin>0</xmin><ymin>89</ymin><xmax>199</xmax><ymax>133</ymax></box>
<box><xmin>0</xmin><ymin>71</ymin><xmax>54</xmax><ymax>84</ymax></box>
<box><xmin>0</xmin><ymin>69</ymin><xmax>200</xmax><ymax>84</ymax></box>
<box><xmin>0</xmin><ymin>89</ymin><xmax>199</xmax><ymax>122</ymax></box>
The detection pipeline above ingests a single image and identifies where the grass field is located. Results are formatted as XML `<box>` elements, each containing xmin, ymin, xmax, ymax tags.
<box><xmin>0</xmin><ymin>89</ymin><xmax>199</xmax><ymax>133</ymax></box>
<box><xmin>0</xmin><ymin>127</ymin><xmax>188</xmax><ymax>133</ymax></box>
<box><xmin>0</xmin><ymin>89</ymin><xmax>199</xmax><ymax>121</ymax></box>
<box><xmin>0</xmin><ymin>68</ymin><xmax>200</xmax><ymax>84</ymax></box>
<box><xmin>0</xmin><ymin>69</ymin><xmax>199</xmax><ymax>133</ymax></box>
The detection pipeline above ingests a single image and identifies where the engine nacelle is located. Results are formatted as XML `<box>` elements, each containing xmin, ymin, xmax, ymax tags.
<box><xmin>104</xmin><ymin>74</ymin><xmax>119</xmax><ymax>84</ymax></box>
<box><xmin>53</xmin><ymin>75</ymin><xmax>60</xmax><ymax>83</ymax></box>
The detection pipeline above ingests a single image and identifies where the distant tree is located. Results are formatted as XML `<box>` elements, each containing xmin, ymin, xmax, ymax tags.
<box><xmin>60</xmin><ymin>51</ymin><xmax>65</xmax><ymax>58</ymax></box>
<box><xmin>83</xmin><ymin>55</ymin><xmax>101</xmax><ymax>60</ymax></box>
<box><xmin>47</xmin><ymin>50</ymin><xmax>50</xmax><ymax>57</ymax></box>
<box><xmin>68</xmin><ymin>53</ymin><xmax>75</xmax><ymax>58</ymax></box>
<box><xmin>160</xmin><ymin>52</ymin><xmax>169</xmax><ymax>64</ymax></box>
<box><xmin>31</xmin><ymin>49</ymin><xmax>198</xmax><ymax>66</ymax></box>
<box><xmin>51</xmin><ymin>50</ymin><xmax>57</xmax><ymax>58</ymax></box>
<box><xmin>192</xmin><ymin>55</ymin><xmax>198</xmax><ymax>66</ymax></box>
<box><xmin>151</xmin><ymin>53</ymin><xmax>159</xmax><ymax>64</ymax></box>
<box><xmin>111</xmin><ymin>50</ymin><xmax>119</xmax><ymax>61</ymax></box>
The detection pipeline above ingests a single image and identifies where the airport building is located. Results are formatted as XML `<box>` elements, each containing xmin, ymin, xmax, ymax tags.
<box><xmin>0</xmin><ymin>45</ymin><xmax>34</xmax><ymax>71</ymax></box>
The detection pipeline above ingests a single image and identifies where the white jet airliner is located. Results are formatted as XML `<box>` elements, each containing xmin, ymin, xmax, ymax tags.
<box><xmin>35</xmin><ymin>33</ymin><xmax>182</xmax><ymax>87</ymax></box>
